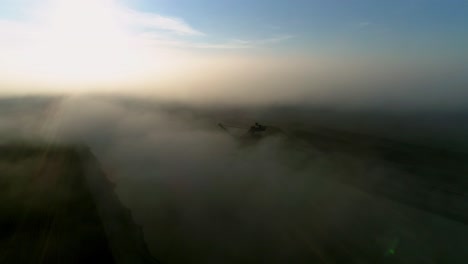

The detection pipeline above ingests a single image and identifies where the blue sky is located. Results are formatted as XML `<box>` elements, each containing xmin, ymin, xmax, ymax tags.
<box><xmin>126</xmin><ymin>0</ymin><xmax>468</xmax><ymax>55</ymax></box>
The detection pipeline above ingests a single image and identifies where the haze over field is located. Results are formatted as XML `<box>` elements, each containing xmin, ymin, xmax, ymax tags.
<box><xmin>1</xmin><ymin>96</ymin><xmax>467</xmax><ymax>263</ymax></box>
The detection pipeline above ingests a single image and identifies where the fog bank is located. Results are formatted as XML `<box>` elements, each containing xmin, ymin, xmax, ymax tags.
<box><xmin>0</xmin><ymin>96</ymin><xmax>467</xmax><ymax>263</ymax></box>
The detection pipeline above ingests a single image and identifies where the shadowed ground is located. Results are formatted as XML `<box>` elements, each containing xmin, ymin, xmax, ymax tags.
<box><xmin>0</xmin><ymin>144</ymin><xmax>158</xmax><ymax>264</ymax></box>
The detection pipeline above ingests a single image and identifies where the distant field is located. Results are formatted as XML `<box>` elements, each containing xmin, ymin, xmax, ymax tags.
<box><xmin>286</xmin><ymin>126</ymin><xmax>468</xmax><ymax>224</ymax></box>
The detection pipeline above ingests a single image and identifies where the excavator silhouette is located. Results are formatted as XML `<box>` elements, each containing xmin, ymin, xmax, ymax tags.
<box><xmin>218</xmin><ymin>122</ymin><xmax>284</xmax><ymax>141</ymax></box>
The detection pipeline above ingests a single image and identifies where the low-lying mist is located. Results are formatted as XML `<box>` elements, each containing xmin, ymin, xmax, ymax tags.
<box><xmin>0</xmin><ymin>95</ymin><xmax>467</xmax><ymax>263</ymax></box>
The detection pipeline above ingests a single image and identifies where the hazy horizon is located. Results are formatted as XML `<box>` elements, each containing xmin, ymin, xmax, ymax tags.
<box><xmin>0</xmin><ymin>0</ymin><xmax>467</xmax><ymax>110</ymax></box>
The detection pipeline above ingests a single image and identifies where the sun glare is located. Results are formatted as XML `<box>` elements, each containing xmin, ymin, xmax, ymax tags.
<box><xmin>21</xmin><ymin>0</ymin><xmax>158</xmax><ymax>86</ymax></box>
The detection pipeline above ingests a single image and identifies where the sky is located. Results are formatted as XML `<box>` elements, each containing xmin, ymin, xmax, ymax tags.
<box><xmin>0</xmin><ymin>0</ymin><xmax>467</xmax><ymax>107</ymax></box>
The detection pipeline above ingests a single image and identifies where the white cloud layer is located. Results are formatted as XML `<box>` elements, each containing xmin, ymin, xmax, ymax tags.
<box><xmin>122</xmin><ymin>8</ymin><xmax>204</xmax><ymax>36</ymax></box>
<box><xmin>0</xmin><ymin>0</ymin><xmax>290</xmax><ymax>50</ymax></box>
<box><xmin>0</xmin><ymin>0</ymin><xmax>292</xmax><ymax>86</ymax></box>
